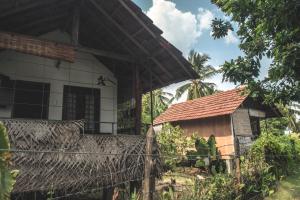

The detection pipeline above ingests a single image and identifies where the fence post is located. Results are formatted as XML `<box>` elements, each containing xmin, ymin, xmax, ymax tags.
<box><xmin>143</xmin><ymin>126</ymin><xmax>155</xmax><ymax>200</ymax></box>
<box><xmin>235</xmin><ymin>138</ymin><xmax>241</xmax><ymax>184</ymax></box>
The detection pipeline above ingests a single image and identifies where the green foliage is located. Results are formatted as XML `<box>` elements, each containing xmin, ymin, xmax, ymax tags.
<box><xmin>156</xmin><ymin>124</ymin><xmax>194</xmax><ymax>170</ymax></box>
<box><xmin>211</xmin><ymin>18</ymin><xmax>233</xmax><ymax>39</ymax></box>
<box><xmin>178</xmin><ymin>174</ymin><xmax>238</xmax><ymax>200</ymax></box>
<box><xmin>158</xmin><ymin>131</ymin><xmax>300</xmax><ymax>200</ymax></box>
<box><xmin>240</xmin><ymin>132</ymin><xmax>300</xmax><ymax>198</ymax></box>
<box><xmin>195</xmin><ymin>137</ymin><xmax>209</xmax><ymax>156</ymax></box>
<box><xmin>130</xmin><ymin>188</ymin><xmax>138</xmax><ymax>200</ymax></box>
<box><xmin>159</xmin><ymin>187</ymin><xmax>176</xmax><ymax>200</ymax></box>
<box><xmin>0</xmin><ymin>122</ymin><xmax>19</xmax><ymax>200</ymax></box>
<box><xmin>187</xmin><ymin>135</ymin><xmax>226</xmax><ymax>174</ymax></box>
<box><xmin>142</xmin><ymin>89</ymin><xmax>173</xmax><ymax>125</ymax></box>
<box><xmin>240</xmin><ymin>151</ymin><xmax>277</xmax><ymax>198</ymax></box>
<box><xmin>175</xmin><ymin>50</ymin><xmax>218</xmax><ymax>101</ymax></box>
<box><xmin>261</xmin><ymin>102</ymin><xmax>300</xmax><ymax>134</ymax></box>
<box><xmin>252</xmin><ymin>133</ymin><xmax>296</xmax><ymax>173</ymax></box>
<box><xmin>211</xmin><ymin>0</ymin><xmax>300</xmax><ymax>104</ymax></box>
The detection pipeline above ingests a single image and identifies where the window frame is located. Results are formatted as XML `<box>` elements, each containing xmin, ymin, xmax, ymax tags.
<box><xmin>11</xmin><ymin>80</ymin><xmax>50</xmax><ymax>119</ymax></box>
<box><xmin>62</xmin><ymin>85</ymin><xmax>100</xmax><ymax>133</ymax></box>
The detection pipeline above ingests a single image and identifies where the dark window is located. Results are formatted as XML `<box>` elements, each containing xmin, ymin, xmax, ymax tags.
<box><xmin>250</xmin><ymin>117</ymin><xmax>260</xmax><ymax>136</ymax></box>
<box><xmin>12</xmin><ymin>80</ymin><xmax>50</xmax><ymax>119</ymax></box>
<box><xmin>62</xmin><ymin>85</ymin><xmax>100</xmax><ymax>133</ymax></box>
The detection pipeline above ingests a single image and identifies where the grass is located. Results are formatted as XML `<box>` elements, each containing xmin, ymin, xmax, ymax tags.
<box><xmin>266</xmin><ymin>165</ymin><xmax>300</xmax><ymax>200</ymax></box>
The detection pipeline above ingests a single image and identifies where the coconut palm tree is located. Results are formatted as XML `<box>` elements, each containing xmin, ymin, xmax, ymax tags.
<box><xmin>142</xmin><ymin>89</ymin><xmax>173</xmax><ymax>124</ymax></box>
<box><xmin>175</xmin><ymin>50</ymin><xmax>218</xmax><ymax>100</ymax></box>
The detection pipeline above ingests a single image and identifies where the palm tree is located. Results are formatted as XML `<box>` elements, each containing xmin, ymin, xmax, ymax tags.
<box><xmin>175</xmin><ymin>50</ymin><xmax>218</xmax><ymax>100</ymax></box>
<box><xmin>142</xmin><ymin>89</ymin><xmax>173</xmax><ymax>124</ymax></box>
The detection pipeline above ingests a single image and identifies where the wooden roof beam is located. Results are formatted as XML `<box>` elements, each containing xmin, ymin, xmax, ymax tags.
<box><xmin>0</xmin><ymin>0</ymin><xmax>73</xmax><ymax>19</ymax></box>
<box><xmin>14</xmin><ymin>13</ymin><xmax>67</xmax><ymax>32</ymax></box>
<box><xmin>76</xmin><ymin>46</ymin><xmax>134</xmax><ymax>62</ymax></box>
<box><xmin>90</xmin><ymin>0</ymin><xmax>173</xmax><ymax>80</ymax></box>
<box><xmin>131</xmin><ymin>27</ymin><xmax>144</xmax><ymax>38</ymax></box>
<box><xmin>84</xmin><ymin>6</ymin><xmax>136</xmax><ymax>57</ymax></box>
<box><xmin>117</xmin><ymin>0</ymin><xmax>195</xmax><ymax>79</ymax></box>
<box><xmin>71</xmin><ymin>3</ymin><xmax>81</xmax><ymax>46</ymax></box>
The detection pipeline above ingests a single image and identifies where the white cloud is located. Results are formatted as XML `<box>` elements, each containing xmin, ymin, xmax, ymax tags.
<box><xmin>197</xmin><ymin>8</ymin><xmax>214</xmax><ymax>31</ymax></box>
<box><xmin>146</xmin><ymin>0</ymin><xmax>214</xmax><ymax>56</ymax></box>
<box><xmin>224</xmin><ymin>30</ymin><xmax>239</xmax><ymax>44</ymax></box>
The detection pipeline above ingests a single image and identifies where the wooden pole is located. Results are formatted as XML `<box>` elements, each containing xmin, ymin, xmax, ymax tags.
<box><xmin>150</xmin><ymin>68</ymin><xmax>154</xmax><ymax>126</ymax></box>
<box><xmin>143</xmin><ymin>126</ymin><xmax>155</xmax><ymax>200</ymax></box>
<box><xmin>134</xmin><ymin>64</ymin><xmax>142</xmax><ymax>135</ymax></box>
<box><xmin>71</xmin><ymin>3</ymin><xmax>80</xmax><ymax>46</ymax></box>
<box><xmin>235</xmin><ymin>138</ymin><xmax>241</xmax><ymax>184</ymax></box>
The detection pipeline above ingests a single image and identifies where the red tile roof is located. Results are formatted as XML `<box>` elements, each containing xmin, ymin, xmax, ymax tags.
<box><xmin>154</xmin><ymin>88</ymin><xmax>248</xmax><ymax>125</ymax></box>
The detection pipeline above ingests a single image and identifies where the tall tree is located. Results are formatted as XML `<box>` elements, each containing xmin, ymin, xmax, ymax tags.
<box><xmin>261</xmin><ymin>103</ymin><xmax>300</xmax><ymax>134</ymax></box>
<box><xmin>142</xmin><ymin>89</ymin><xmax>173</xmax><ymax>124</ymax></box>
<box><xmin>175</xmin><ymin>50</ymin><xmax>218</xmax><ymax>100</ymax></box>
<box><xmin>211</xmin><ymin>0</ymin><xmax>300</xmax><ymax>104</ymax></box>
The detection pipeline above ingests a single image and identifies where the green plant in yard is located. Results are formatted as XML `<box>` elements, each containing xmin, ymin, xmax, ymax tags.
<box><xmin>177</xmin><ymin>174</ymin><xmax>238</xmax><ymax>200</ymax></box>
<box><xmin>251</xmin><ymin>132</ymin><xmax>296</xmax><ymax>176</ymax></box>
<box><xmin>130</xmin><ymin>188</ymin><xmax>138</xmax><ymax>200</ymax></box>
<box><xmin>240</xmin><ymin>151</ymin><xmax>277</xmax><ymax>198</ymax></box>
<box><xmin>0</xmin><ymin>122</ymin><xmax>19</xmax><ymax>200</ymax></box>
<box><xmin>240</xmin><ymin>132</ymin><xmax>300</xmax><ymax>199</ymax></box>
<box><xmin>187</xmin><ymin>135</ymin><xmax>226</xmax><ymax>174</ymax></box>
<box><xmin>156</xmin><ymin>123</ymin><xmax>194</xmax><ymax>170</ymax></box>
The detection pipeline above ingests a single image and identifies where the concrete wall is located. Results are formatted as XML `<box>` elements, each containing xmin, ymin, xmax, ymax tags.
<box><xmin>173</xmin><ymin>115</ymin><xmax>235</xmax><ymax>159</ymax></box>
<box><xmin>0</xmin><ymin>30</ymin><xmax>117</xmax><ymax>133</ymax></box>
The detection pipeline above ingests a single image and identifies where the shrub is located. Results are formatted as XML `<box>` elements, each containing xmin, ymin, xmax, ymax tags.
<box><xmin>156</xmin><ymin>123</ymin><xmax>194</xmax><ymax>170</ymax></box>
<box><xmin>0</xmin><ymin>122</ymin><xmax>19</xmax><ymax>200</ymax></box>
<box><xmin>240</xmin><ymin>151</ymin><xmax>276</xmax><ymax>198</ymax></box>
<box><xmin>187</xmin><ymin>135</ymin><xmax>226</xmax><ymax>174</ymax></box>
<box><xmin>177</xmin><ymin>174</ymin><xmax>238</xmax><ymax>200</ymax></box>
<box><xmin>250</xmin><ymin>132</ymin><xmax>296</xmax><ymax>176</ymax></box>
<box><xmin>240</xmin><ymin>132</ymin><xmax>300</xmax><ymax>198</ymax></box>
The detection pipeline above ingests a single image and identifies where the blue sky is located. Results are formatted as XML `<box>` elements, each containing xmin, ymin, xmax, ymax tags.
<box><xmin>132</xmin><ymin>0</ymin><xmax>266</xmax><ymax>102</ymax></box>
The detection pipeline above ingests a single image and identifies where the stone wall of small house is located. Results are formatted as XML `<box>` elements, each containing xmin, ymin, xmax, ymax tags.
<box><xmin>0</xmin><ymin>30</ymin><xmax>117</xmax><ymax>133</ymax></box>
<box><xmin>173</xmin><ymin>115</ymin><xmax>235</xmax><ymax>159</ymax></box>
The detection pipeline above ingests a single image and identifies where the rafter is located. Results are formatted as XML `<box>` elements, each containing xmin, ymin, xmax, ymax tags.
<box><xmin>71</xmin><ymin>3</ymin><xmax>80</xmax><ymax>45</ymax></box>
<box><xmin>76</xmin><ymin>46</ymin><xmax>134</xmax><ymax>62</ymax></box>
<box><xmin>131</xmin><ymin>27</ymin><xmax>144</xmax><ymax>38</ymax></box>
<box><xmin>14</xmin><ymin>13</ymin><xmax>67</xmax><ymax>32</ymax></box>
<box><xmin>89</xmin><ymin>0</ymin><xmax>173</xmax><ymax>80</ymax></box>
<box><xmin>0</xmin><ymin>0</ymin><xmax>73</xmax><ymax>19</ymax></box>
<box><xmin>117</xmin><ymin>0</ymin><xmax>195</xmax><ymax>79</ymax></box>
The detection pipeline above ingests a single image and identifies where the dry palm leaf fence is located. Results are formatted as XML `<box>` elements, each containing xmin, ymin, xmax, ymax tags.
<box><xmin>0</xmin><ymin>119</ymin><xmax>162</xmax><ymax>197</ymax></box>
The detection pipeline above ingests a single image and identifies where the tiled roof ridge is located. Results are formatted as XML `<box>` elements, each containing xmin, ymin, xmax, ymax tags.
<box><xmin>154</xmin><ymin>86</ymin><xmax>248</xmax><ymax>125</ymax></box>
<box><xmin>170</xmin><ymin>86</ymin><xmax>246</xmax><ymax>107</ymax></box>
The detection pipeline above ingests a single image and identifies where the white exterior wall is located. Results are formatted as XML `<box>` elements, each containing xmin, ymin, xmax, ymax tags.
<box><xmin>0</xmin><ymin>31</ymin><xmax>117</xmax><ymax>133</ymax></box>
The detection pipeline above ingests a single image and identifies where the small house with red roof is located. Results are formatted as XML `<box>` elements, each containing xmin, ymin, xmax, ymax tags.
<box><xmin>154</xmin><ymin>87</ymin><xmax>280</xmax><ymax>159</ymax></box>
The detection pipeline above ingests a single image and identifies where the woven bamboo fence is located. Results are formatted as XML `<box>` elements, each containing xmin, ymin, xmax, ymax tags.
<box><xmin>1</xmin><ymin>119</ymin><xmax>162</xmax><ymax>195</ymax></box>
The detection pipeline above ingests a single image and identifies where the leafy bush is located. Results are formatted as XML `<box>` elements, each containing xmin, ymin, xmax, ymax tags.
<box><xmin>240</xmin><ymin>152</ymin><xmax>276</xmax><ymax>198</ymax></box>
<box><xmin>187</xmin><ymin>135</ymin><xmax>226</xmax><ymax>174</ymax></box>
<box><xmin>0</xmin><ymin>122</ymin><xmax>19</xmax><ymax>200</ymax></box>
<box><xmin>240</xmin><ymin>132</ymin><xmax>300</xmax><ymax>198</ymax></box>
<box><xmin>289</xmin><ymin>133</ymin><xmax>300</xmax><ymax>160</ymax></box>
<box><xmin>156</xmin><ymin>123</ymin><xmax>194</xmax><ymax>170</ymax></box>
<box><xmin>250</xmin><ymin>132</ymin><xmax>297</xmax><ymax>176</ymax></box>
<box><xmin>178</xmin><ymin>174</ymin><xmax>238</xmax><ymax>200</ymax></box>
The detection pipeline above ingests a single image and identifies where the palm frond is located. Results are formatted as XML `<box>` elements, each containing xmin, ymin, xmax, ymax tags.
<box><xmin>175</xmin><ymin>83</ymin><xmax>191</xmax><ymax>100</ymax></box>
